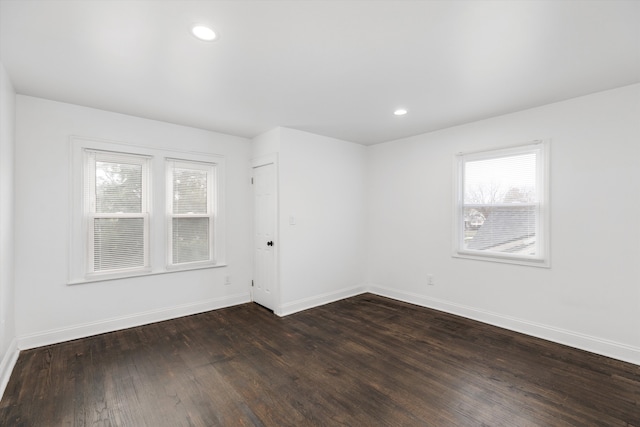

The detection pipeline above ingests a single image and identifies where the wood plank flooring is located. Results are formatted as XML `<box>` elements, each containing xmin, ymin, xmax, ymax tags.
<box><xmin>1</xmin><ymin>294</ymin><xmax>638</xmax><ymax>426</ymax></box>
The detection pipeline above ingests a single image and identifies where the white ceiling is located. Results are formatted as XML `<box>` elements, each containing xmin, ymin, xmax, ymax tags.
<box><xmin>1</xmin><ymin>0</ymin><xmax>639</xmax><ymax>145</ymax></box>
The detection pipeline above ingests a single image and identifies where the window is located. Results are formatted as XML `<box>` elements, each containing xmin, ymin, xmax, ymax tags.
<box><xmin>85</xmin><ymin>150</ymin><xmax>150</xmax><ymax>275</ymax></box>
<box><xmin>454</xmin><ymin>141</ymin><xmax>549</xmax><ymax>267</ymax></box>
<box><xmin>167</xmin><ymin>160</ymin><xmax>216</xmax><ymax>267</ymax></box>
<box><xmin>69</xmin><ymin>137</ymin><xmax>226</xmax><ymax>284</ymax></box>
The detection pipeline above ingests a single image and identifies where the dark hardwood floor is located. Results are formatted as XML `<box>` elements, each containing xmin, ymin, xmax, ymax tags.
<box><xmin>1</xmin><ymin>294</ymin><xmax>638</xmax><ymax>426</ymax></box>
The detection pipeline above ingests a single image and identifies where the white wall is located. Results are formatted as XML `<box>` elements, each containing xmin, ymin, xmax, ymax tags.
<box><xmin>252</xmin><ymin>127</ymin><xmax>368</xmax><ymax>315</ymax></box>
<box><xmin>252</xmin><ymin>127</ymin><xmax>281</xmax><ymax>160</ymax></box>
<box><xmin>367</xmin><ymin>84</ymin><xmax>640</xmax><ymax>364</ymax></box>
<box><xmin>0</xmin><ymin>63</ymin><xmax>17</xmax><ymax>398</ymax></box>
<box><xmin>14</xmin><ymin>96</ymin><xmax>253</xmax><ymax>348</ymax></box>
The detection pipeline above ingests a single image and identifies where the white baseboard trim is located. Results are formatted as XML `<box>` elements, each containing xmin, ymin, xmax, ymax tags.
<box><xmin>18</xmin><ymin>292</ymin><xmax>251</xmax><ymax>351</ymax></box>
<box><xmin>0</xmin><ymin>338</ymin><xmax>19</xmax><ymax>402</ymax></box>
<box><xmin>369</xmin><ymin>284</ymin><xmax>640</xmax><ymax>366</ymax></box>
<box><xmin>276</xmin><ymin>285</ymin><xmax>368</xmax><ymax>317</ymax></box>
<box><xmin>9</xmin><ymin>285</ymin><xmax>639</xmax><ymax>368</ymax></box>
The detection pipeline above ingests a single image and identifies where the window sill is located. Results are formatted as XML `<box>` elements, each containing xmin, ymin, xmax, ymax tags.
<box><xmin>68</xmin><ymin>263</ymin><xmax>228</xmax><ymax>285</ymax></box>
<box><xmin>453</xmin><ymin>252</ymin><xmax>550</xmax><ymax>268</ymax></box>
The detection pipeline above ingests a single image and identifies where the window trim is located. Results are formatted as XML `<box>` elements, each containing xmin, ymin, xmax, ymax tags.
<box><xmin>166</xmin><ymin>159</ymin><xmax>217</xmax><ymax>270</ymax></box>
<box><xmin>69</xmin><ymin>136</ymin><xmax>227</xmax><ymax>285</ymax></box>
<box><xmin>452</xmin><ymin>140</ymin><xmax>550</xmax><ymax>268</ymax></box>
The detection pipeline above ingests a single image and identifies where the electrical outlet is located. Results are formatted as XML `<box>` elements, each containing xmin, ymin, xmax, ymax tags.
<box><xmin>427</xmin><ymin>274</ymin><xmax>435</xmax><ymax>286</ymax></box>
<box><xmin>224</xmin><ymin>275</ymin><xmax>232</xmax><ymax>285</ymax></box>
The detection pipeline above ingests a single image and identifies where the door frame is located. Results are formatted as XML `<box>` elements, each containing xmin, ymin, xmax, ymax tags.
<box><xmin>251</xmin><ymin>154</ymin><xmax>280</xmax><ymax>314</ymax></box>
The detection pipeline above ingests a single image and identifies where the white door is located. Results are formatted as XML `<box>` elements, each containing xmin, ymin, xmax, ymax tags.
<box><xmin>253</xmin><ymin>162</ymin><xmax>277</xmax><ymax>311</ymax></box>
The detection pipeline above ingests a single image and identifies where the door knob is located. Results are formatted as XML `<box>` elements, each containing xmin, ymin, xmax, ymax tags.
<box><xmin>267</xmin><ymin>241</ymin><xmax>274</xmax><ymax>247</ymax></box>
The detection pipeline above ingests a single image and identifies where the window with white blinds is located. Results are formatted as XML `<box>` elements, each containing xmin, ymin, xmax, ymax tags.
<box><xmin>85</xmin><ymin>150</ymin><xmax>150</xmax><ymax>274</ymax></box>
<box><xmin>455</xmin><ymin>141</ymin><xmax>549</xmax><ymax>267</ymax></box>
<box><xmin>70</xmin><ymin>137</ymin><xmax>226</xmax><ymax>284</ymax></box>
<box><xmin>167</xmin><ymin>160</ymin><xmax>216</xmax><ymax>267</ymax></box>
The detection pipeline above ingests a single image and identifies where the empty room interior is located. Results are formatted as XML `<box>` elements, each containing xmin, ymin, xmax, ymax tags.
<box><xmin>1</xmin><ymin>0</ymin><xmax>639</xmax><ymax>425</ymax></box>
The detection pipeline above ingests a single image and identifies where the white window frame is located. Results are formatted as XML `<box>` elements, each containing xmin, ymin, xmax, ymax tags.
<box><xmin>69</xmin><ymin>136</ymin><xmax>227</xmax><ymax>284</ymax></box>
<box><xmin>85</xmin><ymin>150</ymin><xmax>151</xmax><ymax>277</ymax></box>
<box><xmin>166</xmin><ymin>159</ymin><xmax>217</xmax><ymax>269</ymax></box>
<box><xmin>453</xmin><ymin>140</ymin><xmax>550</xmax><ymax>268</ymax></box>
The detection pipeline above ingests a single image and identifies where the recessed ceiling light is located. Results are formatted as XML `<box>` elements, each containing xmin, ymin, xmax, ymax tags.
<box><xmin>191</xmin><ymin>25</ymin><xmax>217</xmax><ymax>42</ymax></box>
<box><xmin>394</xmin><ymin>108</ymin><xmax>408</xmax><ymax>116</ymax></box>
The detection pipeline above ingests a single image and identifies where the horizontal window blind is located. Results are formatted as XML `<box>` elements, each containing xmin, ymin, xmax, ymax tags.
<box><xmin>94</xmin><ymin>218</ymin><xmax>145</xmax><ymax>271</ymax></box>
<box><xmin>86</xmin><ymin>150</ymin><xmax>149</xmax><ymax>274</ymax></box>
<box><xmin>172</xmin><ymin>217</ymin><xmax>210</xmax><ymax>264</ymax></box>
<box><xmin>457</xmin><ymin>143</ymin><xmax>547</xmax><ymax>263</ymax></box>
<box><xmin>167</xmin><ymin>160</ymin><xmax>215</xmax><ymax>266</ymax></box>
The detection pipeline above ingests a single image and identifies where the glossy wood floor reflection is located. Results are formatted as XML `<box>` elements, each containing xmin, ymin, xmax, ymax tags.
<box><xmin>1</xmin><ymin>294</ymin><xmax>639</xmax><ymax>426</ymax></box>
